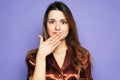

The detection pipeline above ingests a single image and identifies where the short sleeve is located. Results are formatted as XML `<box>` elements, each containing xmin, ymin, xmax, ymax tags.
<box><xmin>26</xmin><ymin>49</ymin><xmax>38</xmax><ymax>80</ymax></box>
<box><xmin>79</xmin><ymin>47</ymin><xmax>93</xmax><ymax>80</ymax></box>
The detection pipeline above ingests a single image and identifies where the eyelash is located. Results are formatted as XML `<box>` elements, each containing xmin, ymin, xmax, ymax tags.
<box><xmin>61</xmin><ymin>21</ymin><xmax>67</xmax><ymax>24</ymax></box>
<box><xmin>48</xmin><ymin>20</ymin><xmax>68</xmax><ymax>24</ymax></box>
<box><xmin>49</xmin><ymin>21</ymin><xmax>55</xmax><ymax>24</ymax></box>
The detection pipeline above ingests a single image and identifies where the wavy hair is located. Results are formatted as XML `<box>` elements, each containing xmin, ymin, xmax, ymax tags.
<box><xmin>42</xmin><ymin>1</ymin><xmax>91</xmax><ymax>70</ymax></box>
<box><xmin>26</xmin><ymin>1</ymin><xmax>92</xmax><ymax>79</ymax></box>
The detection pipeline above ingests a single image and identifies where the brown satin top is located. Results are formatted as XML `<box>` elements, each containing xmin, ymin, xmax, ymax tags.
<box><xmin>26</xmin><ymin>48</ymin><xmax>93</xmax><ymax>80</ymax></box>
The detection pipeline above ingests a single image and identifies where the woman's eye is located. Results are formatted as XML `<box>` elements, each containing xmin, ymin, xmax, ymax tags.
<box><xmin>61</xmin><ymin>21</ymin><xmax>67</xmax><ymax>24</ymax></box>
<box><xmin>49</xmin><ymin>21</ymin><xmax>54</xmax><ymax>24</ymax></box>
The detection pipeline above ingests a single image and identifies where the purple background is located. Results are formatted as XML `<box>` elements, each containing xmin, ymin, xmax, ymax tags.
<box><xmin>0</xmin><ymin>0</ymin><xmax>120</xmax><ymax>80</ymax></box>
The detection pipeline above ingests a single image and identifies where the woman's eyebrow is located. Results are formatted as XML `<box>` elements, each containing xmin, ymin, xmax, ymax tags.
<box><xmin>47</xmin><ymin>19</ymin><xmax>55</xmax><ymax>20</ymax></box>
<box><xmin>61</xmin><ymin>19</ymin><xmax>67</xmax><ymax>21</ymax></box>
<box><xmin>47</xmin><ymin>19</ymin><xmax>67</xmax><ymax>21</ymax></box>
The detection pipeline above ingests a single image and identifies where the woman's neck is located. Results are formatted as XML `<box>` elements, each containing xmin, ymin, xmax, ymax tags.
<box><xmin>53</xmin><ymin>39</ymin><xmax>68</xmax><ymax>68</ymax></box>
<box><xmin>53</xmin><ymin>39</ymin><xmax>67</xmax><ymax>55</ymax></box>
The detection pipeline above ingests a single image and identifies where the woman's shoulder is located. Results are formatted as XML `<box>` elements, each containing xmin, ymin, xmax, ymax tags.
<box><xmin>26</xmin><ymin>48</ymin><xmax>38</xmax><ymax>66</ymax></box>
<box><xmin>78</xmin><ymin>47</ymin><xmax>91</xmax><ymax>68</ymax></box>
<box><xmin>26</xmin><ymin>48</ymin><xmax>38</xmax><ymax>58</ymax></box>
<box><xmin>77</xmin><ymin>47</ymin><xmax>90</xmax><ymax>58</ymax></box>
<box><xmin>79</xmin><ymin>47</ymin><xmax>90</xmax><ymax>55</ymax></box>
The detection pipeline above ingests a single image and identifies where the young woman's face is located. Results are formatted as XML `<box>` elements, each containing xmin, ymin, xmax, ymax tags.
<box><xmin>47</xmin><ymin>10</ymin><xmax>69</xmax><ymax>40</ymax></box>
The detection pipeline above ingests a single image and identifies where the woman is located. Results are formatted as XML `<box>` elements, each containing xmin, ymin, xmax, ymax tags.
<box><xmin>26</xmin><ymin>1</ymin><xmax>93</xmax><ymax>80</ymax></box>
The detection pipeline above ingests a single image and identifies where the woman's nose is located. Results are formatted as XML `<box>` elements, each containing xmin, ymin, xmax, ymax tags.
<box><xmin>55</xmin><ymin>23</ymin><xmax>60</xmax><ymax>31</ymax></box>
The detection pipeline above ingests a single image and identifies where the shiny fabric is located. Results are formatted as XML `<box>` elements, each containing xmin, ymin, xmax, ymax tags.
<box><xmin>26</xmin><ymin>48</ymin><xmax>93</xmax><ymax>80</ymax></box>
<box><xmin>46</xmin><ymin>49</ymin><xmax>79</xmax><ymax>80</ymax></box>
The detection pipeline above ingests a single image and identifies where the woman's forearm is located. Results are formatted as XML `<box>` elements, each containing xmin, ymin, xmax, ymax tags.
<box><xmin>31</xmin><ymin>34</ymin><xmax>61</xmax><ymax>80</ymax></box>
<box><xmin>32</xmin><ymin>55</ymin><xmax>46</xmax><ymax>80</ymax></box>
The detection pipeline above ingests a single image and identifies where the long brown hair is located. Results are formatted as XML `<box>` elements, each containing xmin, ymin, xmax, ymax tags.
<box><xmin>26</xmin><ymin>1</ymin><xmax>92</xmax><ymax>79</ymax></box>
<box><xmin>43</xmin><ymin>1</ymin><xmax>91</xmax><ymax>70</ymax></box>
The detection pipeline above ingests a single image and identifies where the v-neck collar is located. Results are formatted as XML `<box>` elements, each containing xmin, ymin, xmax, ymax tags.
<box><xmin>47</xmin><ymin>48</ymin><xmax>73</xmax><ymax>73</ymax></box>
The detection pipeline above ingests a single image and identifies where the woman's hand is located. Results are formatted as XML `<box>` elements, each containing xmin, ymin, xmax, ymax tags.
<box><xmin>36</xmin><ymin>33</ymin><xmax>62</xmax><ymax>60</ymax></box>
<box><xmin>33</xmin><ymin>34</ymin><xmax>63</xmax><ymax>80</ymax></box>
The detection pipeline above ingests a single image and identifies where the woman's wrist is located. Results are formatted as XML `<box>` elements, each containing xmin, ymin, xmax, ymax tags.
<box><xmin>36</xmin><ymin>51</ymin><xmax>47</xmax><ymax>61</ymax></box>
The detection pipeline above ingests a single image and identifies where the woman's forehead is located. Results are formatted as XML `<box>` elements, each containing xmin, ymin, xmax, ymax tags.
<box><xmin>48</xmin><ymin>10</ymin><xmax>66</xmax><ymax>19</ymax></box>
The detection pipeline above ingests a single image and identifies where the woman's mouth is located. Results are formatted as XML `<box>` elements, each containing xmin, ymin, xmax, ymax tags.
<box><xmin>53</xmin><ymin>32</ymin><xmax>62</xmax><ymax>34</ymax></box>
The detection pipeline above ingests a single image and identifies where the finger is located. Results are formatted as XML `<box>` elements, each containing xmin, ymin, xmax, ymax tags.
<box><xmin>55</xmin><ymin>34</ymin><xmax>63</xmax><ymax>41</ymax></box>
<box><xmin>51</xmin><ymin>34</ymin><xmax>63</xmax><ymax>44</ymax></box>
<box><xmin>48</xmin><ymin>33</ymin><xmax>59</xmax><ymax>41</ymax></box>
<box><xmin>39</xmin><ymin>35</ymin><xmax>43</xmax><ymax>44</ymax></box>
<box><xmin>52</xmin><ymin>41</ymin><xmax>61</xmax><ymax>49</ymax></box>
